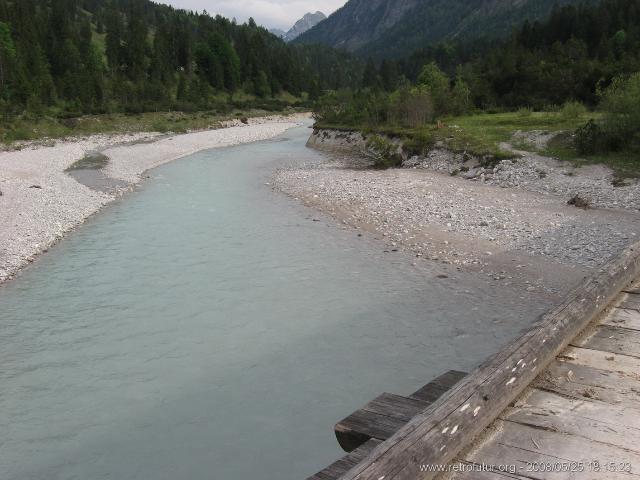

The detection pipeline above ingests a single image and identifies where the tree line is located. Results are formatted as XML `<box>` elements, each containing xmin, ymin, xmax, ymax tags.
<box><xmin>316</xmin><ymin>0</ymin><xmax>640</xmax><ymax>156</ymax></box>
<box><xmin>381</xmin><ymin>0</ymin><xmax>640</xmax><ymax>109</ymax></box>
<box><xmin>0</xmin><ymin>0</ymin><xmax>362</xmax><ymax>117</ymax></box>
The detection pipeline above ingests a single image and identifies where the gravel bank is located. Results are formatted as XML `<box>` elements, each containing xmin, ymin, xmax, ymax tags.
<box><xmin>410</xmin><ymin>143</ymin><xmax>640</xmax><ymax>211</ymax></box>
<box><xmin>274</xmin><ymin>130</ymin><xmax>640</xmax><ymax>295</ymax></box>
<box><xmin>0</xmin><ymin>115</ymin><xmax>303</xmax><ymax>284</ymax></box>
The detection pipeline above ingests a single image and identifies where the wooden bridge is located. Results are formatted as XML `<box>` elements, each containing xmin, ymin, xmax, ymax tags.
<box><xmin>308</xmin><ymin>242</ymin><xmax>640</xmax><ymax>480</ymax></box>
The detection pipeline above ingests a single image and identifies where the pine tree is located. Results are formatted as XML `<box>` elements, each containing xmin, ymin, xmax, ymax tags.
<box><xmin>124</xmin><ymin>0</ymin><xmax>148</xmax><ymax>79</ymax></box>
<box><xmin>361</xmin><ymin>59</ymin><xmax>379</xmax><ymax>89</ymax></box>
<box><xmin>380</xmin><ymin>60</ymin><xmax>398</xmax><ymax>92</ymax></box>
<box><xmin>0</xmin><ymin>21</ymin><xmax>15</xmax><ymax>95</ymax></box>
<box><xmin>105</xmin><ymin>2</ymin><xmax>123</xmax><ymax>73</ymax></box>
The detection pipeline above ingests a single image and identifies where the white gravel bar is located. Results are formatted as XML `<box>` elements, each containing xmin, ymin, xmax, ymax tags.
<box><xmin>0</xmin><ymin>115</ymin><xmax>302</xmax><ymax>284</ymax></box>
<box><xmin>274</xmin><ymin>128</ymin><xmax>640</xmax><ymax>295</ymax></box>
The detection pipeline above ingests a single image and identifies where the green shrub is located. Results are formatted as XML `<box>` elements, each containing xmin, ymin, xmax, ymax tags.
<box><xmin>560</xmin><ymin>101</ymin><xmax>587</xmax><ymax>120</ymax></box>
<box><xmin>575</xmin><ymin>73</ymin><xmax>640</xmax><ymax>155</ymax></box>
<box><xmin>151</xmin><ymin>120</ymin><xmax>170</xmax><ymax>133</ymax></box>
<box><xmin>517</xmin><ymin>107</ymin><xmax>533</xmax><ymax>117</ymax></box>
<box><xmin>366</xmin><ymin>135</ymin><xmax>403</xmax><ymax>169</ymax></box>
<box><xmin>575</xmin><ymin>119</ymin><xmax>607</xmax><ymax>155</ymax></box>
<box><xmin>599</xmin><ymin>73</ymin><xmax>640</xmax><ymax>152</ymax></box>
<box><xmin>403</xmin><ymin>129</ymin><xmax>435</xmax><ymax>156</ymax></box>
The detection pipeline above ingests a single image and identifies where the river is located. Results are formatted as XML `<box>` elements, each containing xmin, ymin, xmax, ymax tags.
<box><xmin>0</xmin><ymin>123</ymin><xmax>544</xmax><ymax>480</ymax></box>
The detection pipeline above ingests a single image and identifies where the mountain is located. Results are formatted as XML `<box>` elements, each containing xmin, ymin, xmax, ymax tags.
<box><xmin>295</xmin><ymin>0</ymin><xmax>586</xmax><ymax>58</ymax></box>
<box><xmin>282</xmin><ymin>11</ymin><xmax>327</xmax><ymax>42</ymax></box>
<box><xmin>269</xmin><ymin>28</ymin><xmax>287</xmax><ymax>38</ymax></box>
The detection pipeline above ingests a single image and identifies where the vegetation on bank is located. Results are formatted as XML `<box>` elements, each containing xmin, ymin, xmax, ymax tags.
<box><xmin>0</xmin><ymin>107</ymin><xmax>305</xmax><ymax>146</ymax></box>
<box><xmin>314</xmin><ymin>0</ymin><xmax>640</xmax><ymax>174</ymax></box>
<box><xmin>0</xmin><ymin>0</ymin><xmax>361</xmax><ymax>120</ymax></box>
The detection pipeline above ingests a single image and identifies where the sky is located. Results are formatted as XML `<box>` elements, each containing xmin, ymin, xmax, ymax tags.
<box><xmin>159</xmin><ymin>0</ymin><xmax>346</xmax><ymax>30</ymax></box>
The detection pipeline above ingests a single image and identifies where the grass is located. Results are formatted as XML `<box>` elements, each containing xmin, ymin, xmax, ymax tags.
<box><xmin>0</xmin><ymin>107</ymin><xmax>305</xmax><ymax>147</ymax></box>
<box><xmin>318</xmin><ymin>110</ymin><xmax>640</xmax><ymax>176</ymax></box>
<box><xmin>318</xmin><ymin>111</ymin><xmax>595</xmax><ymax>164</ymax></box>
<box><xmin>545</xmin><ymin>132</ymin><xmax>640</xmax><ymax>178</ymax></box>
<box><xmin>448</xmin><ymin>111</ymin><xmax>596</xmax><ymax>147</ymax></box>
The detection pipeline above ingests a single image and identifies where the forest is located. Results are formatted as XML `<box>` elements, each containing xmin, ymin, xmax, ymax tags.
<box><xmin>0</xmin><ymin>0</ymin><xmax>638</xmax><ymax>160</ymax></box>
<box><xmin>0</xmin><ymin>0</ymin><xmax>361</xmax><ymax>118</ymax></box>
<box><xmin>316</xmin><ymin>0</ymin><xmax>640</xmax><ymax>162</ymax></box>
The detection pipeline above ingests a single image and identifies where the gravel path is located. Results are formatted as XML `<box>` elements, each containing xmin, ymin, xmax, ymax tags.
<box><xmin>274</xmin><ymin>133</ymin><xmax>640</xmax><ymax>295</ymax></box>
<box><xmin>0</xmin><ymin>115</ymin><xmax>303</xmax><ymax>284</ymax></box>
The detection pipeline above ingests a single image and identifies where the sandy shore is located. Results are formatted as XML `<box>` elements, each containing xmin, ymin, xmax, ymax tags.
<box><xmin>0</xmin><ymin>114</ymin><xmax>304</xmax><ymax>284</ymax></box>
<box><xmin>274</xmin><ymin>133</ymin><xmax>640</xmax><ymax>296</ymax></box>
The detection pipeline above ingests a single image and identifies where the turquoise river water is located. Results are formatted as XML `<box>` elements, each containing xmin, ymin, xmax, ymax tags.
<box><xmin>0</xmin><ymin>123</ymin><xmax>544</xmax><ymax>480</ymax></box>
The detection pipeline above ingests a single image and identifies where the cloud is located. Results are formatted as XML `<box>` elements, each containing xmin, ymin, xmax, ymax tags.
<box><xmin>159</xmin><ymin>0</ymin><xmax>346</xmax><ymax>30</ymax></box>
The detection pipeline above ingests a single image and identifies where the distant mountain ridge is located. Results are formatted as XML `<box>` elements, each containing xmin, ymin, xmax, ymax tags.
<box><xmin>271</xmin><ymin>11</ymin><xmax>327</xmax><ymax>42</ymax></box>
<box><xmin>295</xmin><ymin>0</ymin><xmax>588</xmax><ymax>58</ymax></box>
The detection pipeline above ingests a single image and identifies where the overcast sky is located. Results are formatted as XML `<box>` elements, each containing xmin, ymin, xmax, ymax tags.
<box><xmin>158</xmin><ymin>0</ymin><xmax>346</xmax><ymax>30</ymax></box>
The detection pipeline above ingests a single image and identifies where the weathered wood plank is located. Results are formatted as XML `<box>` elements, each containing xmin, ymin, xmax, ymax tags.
<box><xmin>619</xmin><ymin>298</ymin><xmax>640</xmax><ymax>312</ymax></box>
<box><xmin>606</xmin><ymin>308</ymin><xmax>640</xmax><ymax>331</ymax></box>
<box><xmin>335</xmin><ymin>394</ymin><xmax>427</xmax><ymax>452</ymax></box>
<box><xmin>560</xmin><ymin>345</ymin><xmax>640</xmax><ymax>377</ymax></box>
<box><xmin>334</xmin><ymin>371</ymin><xmax>467</xmax><ymax>452</ymax></box>
<box><xmin>462</xmin><ymin>420</ymin><xmax>640</xmax><ymax>480</ymax></box>
<box><xmin>339</xmin><ymin>241</ymin><xmax>640</xmax><ymax>480</ymax></box>
<box><xmin>535</xmin><ymin>359</ymin><xmax>640</xmax><ymax>408</ymax></box>
<box><xmin>502</xmin><ymin>389</ymin><xmax>640</xmax><ymax>451</ymax></box>
<box><xmin>335</xmin><ymin>409</ymin><xmax>407</xmax><ymax>453</ymax></box>
<box><xmin>574</xmin><ymin>325</ymin><xmax>640</xmax><ymax>358</ymax></box>
<box><xmin>360</xmin><ymin>392</ymin><xmax>429</xmax><ymax>421</ymax></box>
<box><xmin>411</xmin><ymin>370</ymin><xmax>467</xmax><ymax>403</ymax></box>
<box><xmin>446</xmin><ymin>464</ymin><xmax>531</xmax><ymax>480</ymax></box>
<box><xmin>307</xmin><ymin>440</ymin><xmax>381</xmax><ymax>480</ymax></box>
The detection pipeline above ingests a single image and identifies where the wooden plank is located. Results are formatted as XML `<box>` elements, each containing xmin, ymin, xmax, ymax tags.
<box><xmin>560</xmin><ymin>345</ymin><xmax>640</xmax><ymax>377</ymax></box>
<box><xmin>339</xmin><ymin>241</ymin><xmax>640</xmax><ymax>480</ymax></box>
<box><xmin>606</xmin><ymin>308</ymin><xmax>640</xmax><ymax>331</ymax></box>
<box><xmin>335</xmin><ymin>409</ymin><xmax>407</xmax><ymax>453</ymax></box>
<box><xmin>361</xmin><ymin>393</ymin><xmax>429</xmax><ymax>421</ymax></box>
<box><xmin>462</xmin><ymin>420</ymin><xmax>640</xmax><ymax>480</ymax></box>
<box><xmin>503</xmin><ymin>389</ymin><xmax>640</xmax><ymax>451</ymax></box>
<box><xmin>574</xmin><ymin>325</ymin><xmax>640</xmax><ymax>358</ymax></box>
<box><xmin>619</xmin><ymin>293</ymin><xmax>640</xmax><ymax>311</ymax></box>
<box><xmin>335</xmin><ymin>371</ymin><xmax>467</xmax><ymax>452</ymax></box>
<box><xmin>335</xmin><ymin>394</ymin><xmax>427</xmax><ymax>452</ymax></box>
<box><xmin>535</xmin><ymin>359</ymin><xmax>640</xmax><ymax>408</ymax></box>
<box><xmin>447</xmin><ymin>464</ymin><xmax>530</xmax><ymax>480</ymax></box>
<box><xmin>411</xmin><ymin>370</ymin><xmax>467</xmax><ymax>403</ymax></box>
<box><xmin>307</xmin><ymin>440</ymin><xmax>381</xmax><ymax>480</ymax></box>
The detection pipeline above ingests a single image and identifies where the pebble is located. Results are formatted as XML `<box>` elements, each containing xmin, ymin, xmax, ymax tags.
<box><xmin>274</xmin><ymin>128</ymin><xmax>640</xmax><ymax>276</ymax></box>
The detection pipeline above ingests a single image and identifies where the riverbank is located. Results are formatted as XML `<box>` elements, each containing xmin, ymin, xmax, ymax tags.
<box><xmin>0</xmin><ymin>114</ymin><xmax>306</xmax><ymax>284</ymax></box>
<box><xmin>274</xmin><ymin>128</ymin><xmax>640</xmax><ymax>296</ymax></box>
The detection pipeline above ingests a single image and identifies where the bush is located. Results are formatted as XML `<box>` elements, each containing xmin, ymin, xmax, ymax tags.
<box><xmin>403</xmin><ymin>129</ymin><xmax>435</xmax><ymax>156</ymax></box>
<box><xmin>389</xmin><ymin>87</ymin><xmax>434</xmax><ymax>127</ymax></box>
<box><xmin>575</xmin><ymin>73</ymin><xmax>640</xmax><ymax>155</ymax></box>
<box><xmin>560</xmin><ymin>101</ymin><xmax>587</xmax><ymax>120</ymax></box>
<box><xmin>517</xmin><ymin>107</ymin><xmax>533</xmax><ymax>117</ymax></box>
<box><xmin>151</xmin><ymin>120</ymin><xmax>171</xmax><ymax>133</ymax></box>
<box><xmin>599</xmin><ymin>73</ymin><xmax>640</xmax><ymax>152</ymax></box>
<box><xmin>366</xmin><ymin>135</ymin><xmax>403</xmax><ymax>169</ymax></box>
<box><xmin>575</xmin><ymin>119</ymin><xmax>607</xmax><ymax>154</ymax></box>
